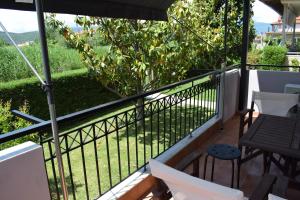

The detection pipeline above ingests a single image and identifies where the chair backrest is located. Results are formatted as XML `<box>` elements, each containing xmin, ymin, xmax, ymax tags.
<box><xmin>252</xmin><ymin>91</ymin><xmax>299</xmax><ymax>117</ymax></box>
<box><xmin>149</xmin><ymin>159</ymin><xmax>244</xmax><ymax>200</ymax></box>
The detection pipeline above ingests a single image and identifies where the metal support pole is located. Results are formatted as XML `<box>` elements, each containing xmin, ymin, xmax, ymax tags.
<box><xmin>35</xmin><ymin>0</ymin><xmax>69</xmax><ymax>199</ymax></box>
<box><xmin>219</xmin><ymin>0</ymin><xmax>229</xmax><ymax>126</ymax></box>
<box><xmin>238</xmin><ymin>0</ymin><xmax>250</xmax><ymax>110</ymax></box>
<box><xmin>292</xmin><ymin>21</ymin><xmax>296</xmax><ymax>51</ymax></box>
<box><xmin>223</xmin><ymin>0</ymin><xmax>229</xmax><ymax>64</ymax></box>
<box><xmin>282</xmin><ymin>4</ymin><xmax>287</xmax><ymax>46</ymax></box>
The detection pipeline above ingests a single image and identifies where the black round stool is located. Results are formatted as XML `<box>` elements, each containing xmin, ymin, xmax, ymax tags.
<box><xmin>203</xmin><ymin>144</ymin><xmax>241</xmax><ymax>188</ymax></box>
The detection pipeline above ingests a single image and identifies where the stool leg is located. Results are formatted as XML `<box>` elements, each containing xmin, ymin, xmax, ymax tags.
<box><xmin>203</xmin><ymin>154</ymin><xmax>209</xmax><ymax>180</ymax></box>
<box><xmin>237</xmin><ymin>157</ymin><xmax>241</xmax><ymax>189</ymax></box>
<box><xmin>211</xmin><ymin>157</ymin><xmax>215</xmax><ymax>181</ymax></box>
<box><xmin>231</xmin><ymin>160</ymin><xmax>234</xmax><ymax>188</ymax></box>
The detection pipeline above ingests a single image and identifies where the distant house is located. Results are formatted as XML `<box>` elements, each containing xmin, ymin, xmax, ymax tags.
<box><xmin>17</xmin><ymin>41</ymin><xmax>34</xmax><ymax>47</ymax></box>
<box><xmin>266</xmin><ymin>16</ymin><xmax>300</xmax><ymax>43</ymax></box>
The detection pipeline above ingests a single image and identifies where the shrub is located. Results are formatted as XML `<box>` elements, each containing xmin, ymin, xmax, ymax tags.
<box><xmin>260</xmin><ymin>45</ymin><xmax>287</xmax><ymax>65</ymax></box>
<box><xmin>247</xmin><ymin>49</ymin><xmax>262</xmax><ymax>65</ymax></box>
<box><xmin>0</xmin><ymin>101</ymin><xmax>35</xmax><ymax>150</ymax></box>
<box><xmin>0</xmin><ymin>43</ymin><xmax>84</xmax><ymax>82</ymax></box>
<box><xmin>0</xmin><ymin>68</ymin><xmax>119</xmax><ymax>119</ymax></box>
<box><xmin>291</xmin><ymin>58</ymin><xmax>300</xmax><ymax>66</ymax></box>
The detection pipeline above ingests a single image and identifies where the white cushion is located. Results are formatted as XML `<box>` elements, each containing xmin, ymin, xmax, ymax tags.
<box><xmin>268</xmin><ymin>194</ymin><xmax>287</xmax><ymax>200</ymax></box>
<box><xmin>149</xmin><ymin>159</ymin><xmax>244</xmax><ymax>200</ymax></box>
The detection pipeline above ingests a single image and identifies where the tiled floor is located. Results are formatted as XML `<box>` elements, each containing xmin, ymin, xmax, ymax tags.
<box><xmin>144</xmin><ymin>115</ymin><xmax>300</xmax><ymax>199</ymax></box>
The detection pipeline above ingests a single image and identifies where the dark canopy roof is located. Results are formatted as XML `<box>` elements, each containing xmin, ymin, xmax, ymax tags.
<box><xmin>0</xmin><ymin>0</ymin><xmax>174</xmax><ymax>21</ymax></box>
<box><xmin>259</xmin><ymin>0</ymin><xmax>283</xmax><ymax>15</ymax></box>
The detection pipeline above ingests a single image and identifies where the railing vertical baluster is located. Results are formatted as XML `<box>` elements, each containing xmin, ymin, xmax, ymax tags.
<box><xmin>205</xmin><ymin>83</ymin><xmax>209</xmax><ymax>122</ymax></box>
<box><xmin>104</xmin><ymin>120</ymin><xmax>113</xmax><ymax>188</ymax></box>
<box><xmin>163</xmin><ymin>97</ymin><xmax>166</xmax><ymax>150</ymax></box>
<box><xmin>196</xmin><ymin>85</ymin><xmax>200</xmax><ymax>126</ymax></box>
<box><xmin>193</xmin><ymin>86</ymin><xmax>196</xmax><ymax>130</ymax></box>
<box><xmin>125</xmin><ymin>112</ymin><xmax>131</xmax><ymax>175</ymax></box>
<box><xmin>179</xmin><ymin>92</ymin><xmax>183</xmax><ymax>139</ymax></box>
<box><xmin>189</xmin><ymin>87</ymin><xmax>192</xmax><ymax>132</ymax></box>
<box><xmin>64</xmin><ymin>135</ymin><xmax>76</xmax><ymax>200</ymax></box>
<box><xmin>92</xmin><ymin>124</ymin><xmax>101</xmax><ymax>197</ymax></box>
<box><xmin>142</xmin><ymin>102</ymin><xmax>146</xmax><ymax>167</ymax></box>
<box><xmin>48</xmin><ymin>140</ymin><xmax>60</xmax><ymax>200</ymax></box>
<box><xmin>174</xmin><ymin>95</ymin><xmax>178</xmax><ymax>143</ymax></box>
<box><xmin>208</xmin><ymin>81</ymin><xmax>212</xmax><ymax>119</ymax></box>
<box><xmin>184</xmin><ymin>92</ymin><xmax>188</xmax><ymax>136</ymax></box>
<box><xmin>214</xmin><ymin>77</ymin><xmax>217</xmax><ymax>115</ymax></box>
<box><xmin>211</xmin><ymin>79</ymin><xmax>214</xmax><ymax>117</ymax></box>
<box><xmin>216</xmin><ymin>76</ymin><xmax>219</xmax><ymax>116</ymax></box>
<box><xmin>115</xmin><ymin>116</ymin><xmax>122</xmax><ymax>181</ymax></box>
<box><xmin>150</xmin><ymin>102</ymin><xmax>153</xmax><ymax>158</ymax></box>
<box><xmin>79</xmin><ymin>129</ymin><xmax>89</xmax><ymax>200</ymax></box>
<box><xmin>134</xmin><ymin>109</ymin><xmax>139</xmax><ymax>170</ymax></box>
<box><xmin>169</xmin><ymin>97</ymin><xmax>172</xmax><ymax>147</ymax></box>
<box><xmin>157</xmin><ymin>101</ymin><xmax>160</xmax><ymax>155</ymax></box>
<box><xmin>200</xmin><ymin>87</ymin><xmax>203</xmax><ymax>126</ymax></box>
<box><xmin>39</xmin><ymin>134</ymin><xmax>52</xmax><ymax>199</ymax></box>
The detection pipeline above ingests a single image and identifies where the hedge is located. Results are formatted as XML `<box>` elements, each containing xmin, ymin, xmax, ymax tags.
<box><xmin>0</xmin><ymin>68</ymin><xmax>119</xmax><ymax>119</ymax></box>
<box><xmin>260</xmin><ymin>45</ymin><xmax>287</xmax><ymax>66</ymax></box>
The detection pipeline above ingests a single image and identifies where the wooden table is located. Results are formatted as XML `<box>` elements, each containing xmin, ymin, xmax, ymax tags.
<box><xmin>239</xmin><ymin>114</ymin><xmax>300</xmax><ymax>177</ymax></box>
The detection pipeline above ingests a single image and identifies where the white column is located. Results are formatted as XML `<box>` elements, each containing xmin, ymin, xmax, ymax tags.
<box><xmin>282</xmin><ymin>4</ymin><xmax>288</xmax><ymax>45</ymax></box>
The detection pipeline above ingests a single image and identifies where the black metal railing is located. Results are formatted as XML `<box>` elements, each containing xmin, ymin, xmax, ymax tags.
<box><xmin>0</xmin><ymin>69</ymin><xmax>227</xmax><ymax>200</ymax></box>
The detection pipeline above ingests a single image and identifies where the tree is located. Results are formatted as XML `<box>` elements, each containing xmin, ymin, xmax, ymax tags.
<box><xmin>46</xmin><ymin>0</ymin><xmax>255</xmax><ymax>97</ymax></box>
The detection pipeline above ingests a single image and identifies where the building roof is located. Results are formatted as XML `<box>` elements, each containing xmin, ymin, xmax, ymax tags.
<box><xmin>271</xmin><ymin>16</ymin><xmax>300</xmax><ymax>24</ymax></box>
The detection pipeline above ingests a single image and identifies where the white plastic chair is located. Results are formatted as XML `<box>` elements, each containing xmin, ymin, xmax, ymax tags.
<box><xmin>149</xmin><ymin>159</ymin><xmax>244</xmax><ymax>200</ymax></box>
<box><xmin>149</xmin><ymin>159</ymin><xmax>287</xmax><ymax>200</ymax></box>
<box><xmin>252</xmin><ymin>91</ymin><xmax>299</xmax><ymax>117</ymax></box>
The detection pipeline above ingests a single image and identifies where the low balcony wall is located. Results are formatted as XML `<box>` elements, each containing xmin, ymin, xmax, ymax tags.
<box><xmin>0</xmin><ymin>142</ymin><xmax>50</xmax><ymax>200</ymax></box>
<box><xmin>247</xmin><ymin>69</ymin><xmax>300</xmax><ymax>107</ymax></box>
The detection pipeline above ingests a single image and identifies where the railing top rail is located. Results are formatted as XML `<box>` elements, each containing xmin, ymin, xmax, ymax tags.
<box><xmin>247</xmin><ymin>63</ymin><xmax>300</xmax><ymax>69</ymax></box>
<box><xmin>0</xmin><ymin>64</ymin><xmax>239</xmax><ymax>144</ymax></box>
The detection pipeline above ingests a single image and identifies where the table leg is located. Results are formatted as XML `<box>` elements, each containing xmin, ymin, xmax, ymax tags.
<box><xmin>237</xmin><ymin>157</ymin><xmax>241</xmax><ymax>189</ymax></box>
<box><xmin>231</xmin><ymin>160</ymin><xmax>234</xmax><ymax>188</ymax></box>
<box><xmin>203</xmin><ymin>154</ymin><xmax>209</xmax><ymax>180</ymax></box>
<box><xmin>211</xmin><ymin>157</ymin><xmax>215</xmax><ymax>181</ymax></box>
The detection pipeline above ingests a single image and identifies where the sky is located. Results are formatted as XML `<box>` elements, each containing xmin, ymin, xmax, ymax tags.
<box><xmin>0</xmin><ymin>0</ymin><xmax>280</xmax><ymax>33</ymax></box>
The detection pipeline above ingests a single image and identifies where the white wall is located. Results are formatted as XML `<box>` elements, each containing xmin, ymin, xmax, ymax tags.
<box><xmin>0</xmin><ymin>142</ymin><xmax>50</xmax><ymax>200</ymax></box>
<box><xmin>247</xmin><ymin>70</ymin><xmax>300</xmax><ymax>107</ymax></box>
<box><xmin>222</xmin><ymin>69</ymin><xmax>240</xmax><ymax>122</ymax></box>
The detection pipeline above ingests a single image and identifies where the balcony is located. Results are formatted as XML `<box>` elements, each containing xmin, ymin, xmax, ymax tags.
<box><xmin>0</xmin><ymin>64</ymin><xmax>300</xmax><ymax>200</ymax></box>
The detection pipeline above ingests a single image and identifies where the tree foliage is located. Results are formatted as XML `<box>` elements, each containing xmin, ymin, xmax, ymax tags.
<box><xmin>47</xmin><ymin>0</ymin><xmax>255</xmax><ymax>96</ymax></box>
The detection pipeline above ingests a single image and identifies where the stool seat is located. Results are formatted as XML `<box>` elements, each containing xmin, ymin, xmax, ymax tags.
<box><xmin>203</xmin><ymin>144</ymin><xmax>241</xmax><ymax>188</ymax></box>
<box><xmin>207</xmin><ymin>144</ymin><xmax>241</xmax><ymax>160</ymax></box>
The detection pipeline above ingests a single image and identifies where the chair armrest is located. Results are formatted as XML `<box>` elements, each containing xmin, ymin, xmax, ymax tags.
<box><xmin>239</xmin><ymin>109</ymin><xmax>254</xmax><ymax>117</ymax></box>
<box><xmin>152</xmin><ymin>150</ymin><xmax>202</xmax><ymax>199</ymax></box>
<box><xmin>174</xmin><ymin>149</ymin><xmax>202</xmax><ymax>177</ymax></box>
<box><xmin>249</xmin><ymin>174</ymin><xmax>277</xmax><ymax>200</ymax></box>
